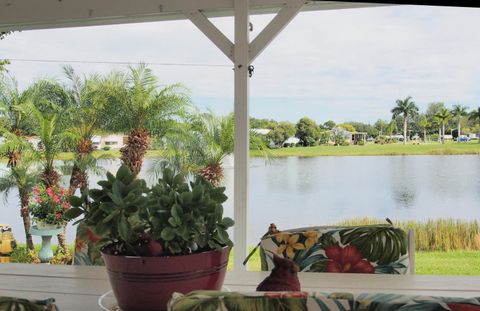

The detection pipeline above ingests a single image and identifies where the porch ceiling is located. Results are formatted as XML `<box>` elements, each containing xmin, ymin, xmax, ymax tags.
<box><xmin>0</xmin><ymin>1</ymin><xmax>389</xmax><ymax>32</ymax></box>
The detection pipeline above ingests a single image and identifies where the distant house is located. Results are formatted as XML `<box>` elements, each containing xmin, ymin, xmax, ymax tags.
<box><xmin>283</xmin><ymin>136</ymin><xmax>300</xmax><ymax>147</ymax></box>
<box><xmin>251</xmin><ymin>128</ymin><xmax>271</xmax><ymax>135</ymax></box>
<box><xmin>92</xmin><ymin>134</ymin><xmax>126</xmax><ymax>149</ymax></box>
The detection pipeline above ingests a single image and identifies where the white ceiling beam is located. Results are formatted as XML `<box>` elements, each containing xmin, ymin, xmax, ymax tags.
<box><xmin>0</xmin><ymin>1</ymin><xmax>387</xmax><ymax>32</ymax></box>
<box><xmin>249</xmin><ymin>0</ymin><xmax>305</xmax><ymax>63</ymax></box>
<box><xmin>185</xmin><ymin>10</ymin><xmax>234</xmax><ymax>62</ymax></box>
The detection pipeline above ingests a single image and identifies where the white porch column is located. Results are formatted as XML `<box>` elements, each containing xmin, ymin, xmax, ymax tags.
<box><xmin>233</xmin><ymin>0</ymin><xmax>250</xmax><ymax>272</ymax></box>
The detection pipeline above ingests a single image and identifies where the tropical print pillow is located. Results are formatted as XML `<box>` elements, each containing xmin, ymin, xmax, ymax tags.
<box><xmin>168</xmin><ymin>291</ymin><xmax>480</xmax><ymax>311</ymax></box>
<box><xmin>259</xmin><ymin>225</ymin><xmax>410</xmax><ymax>274</ymax></box>
<box><xmin>168</xmin><ymin>291</ymin><xmax>354</xmax><ymax>311</ymax></box>
<box><xmin>355</xmin><ymin>293</ymin><xmax>480</xmax><ymax>311</ymax></box>
<box><xmin>0</xmin><ymin>297</ymin><xmax>58</xmax><ymax>311</ymax></box>
<box><xmin>73</xmin><ymin>222</ymin><xmax>105</xmax><ymax>266</ymax></box>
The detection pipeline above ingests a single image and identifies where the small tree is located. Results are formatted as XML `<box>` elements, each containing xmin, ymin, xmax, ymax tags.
<box><xmin>267</xmin><ymin>121</ymin><xmax>295</xmax><ymax>147</ymax></box>
<box><xmin>295</xmin><ymin>117</ymin><xmax>320</xmax><ymax>146</ymax></box>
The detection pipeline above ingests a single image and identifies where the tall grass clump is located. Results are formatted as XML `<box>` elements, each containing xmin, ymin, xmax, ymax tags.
<box><xmin>338</xmin><ymin>218</ymin><xmax>480</xmax><ymax>251</ymax></box>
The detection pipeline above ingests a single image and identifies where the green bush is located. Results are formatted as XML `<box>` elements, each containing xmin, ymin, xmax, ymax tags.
<box><xmin>357</xmin><ymin>140</ymin><xmax>365</xmax><ymax>146</ymax></box>
<box><xmin>10</xmin><ymin>247</ymin><xmax>40</xmax><ymax>264</ymax></box>
<box><xmin>430</xmin><ymin>134</ymin><xmax>440</xmax><ymax>141</ymax></box>
<box><xmin>102</xmin><ymin>146</ymin><xmax>111</xmax><ymax>151</ymax></box>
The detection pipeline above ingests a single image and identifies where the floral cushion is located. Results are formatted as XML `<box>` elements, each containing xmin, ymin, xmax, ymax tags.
<box><xmin>259</xmin><ymin>225</ymin><xmax>410</xmax><ymax>274</ymax></box>
<box><xmin>355</xmin><ymin>293</ymin><xmax>480</xmax><ymax>311</ymax></box>
<box><xmin>168</xmin><ymin>291</ymin><xmax>354</xmax><ymax>311</ymax></box>
<box><xmin>168</xmin><ymin>291</ymin><xmax>480</xmax><ymax>311</ymax></box>
<box><xmin>0</xmin><ymin>297</ymin><xmax>58</xmax><ymax>311</ymax></box>
<box><xmin>73</xmin><ymin>222</ymin><xmax>104</xmax><ymax>266</ymax></box>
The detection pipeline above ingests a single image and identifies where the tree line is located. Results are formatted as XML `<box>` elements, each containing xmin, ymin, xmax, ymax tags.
<box><xmin>251</xmin><ymin>96</ymin><xmax>480</xmax><ymax>147</ymax></box>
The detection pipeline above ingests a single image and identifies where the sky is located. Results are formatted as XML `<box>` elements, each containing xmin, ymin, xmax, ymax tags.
<box><xmin>1</xmin><ymin>5</ymin><xmax>480</xmax><ymax>124</ymax></box>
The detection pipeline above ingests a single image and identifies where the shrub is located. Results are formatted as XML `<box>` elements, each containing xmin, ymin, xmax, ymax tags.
<box><xmin>357</xmin><ymin>140</ymin><xmax>365</xmax><ymax>146</ymax></box>
<box><xmin>102</xmin><ymin>146</ymin><xmax>111</xmax><ymax>151</ymax></box>
<box><xmin>10</xmin><ymin>247</ymin><xmax>40</xmax><ymax>264</ymax></box>
<box><xmin>49</xmin><ymin>248</ymin><xmax>73</xmax><ymax>265</ymax></box>
<box><xmin>430</xmin><ymin>134</ymin><xmax>440</xmax><ymax>141</ymax></box>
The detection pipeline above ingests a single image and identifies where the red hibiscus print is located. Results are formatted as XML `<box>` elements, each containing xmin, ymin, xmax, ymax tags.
<box><xmin>325</xmin><ymin>245</ymin><xmax>374</xmax><ymax>273</ymax></box>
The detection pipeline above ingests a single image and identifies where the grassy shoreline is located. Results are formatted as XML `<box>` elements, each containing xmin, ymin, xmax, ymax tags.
<box><xmin>1</xmin><ymin>142</ymin><xmax>479</xmax><ymax>163</ymax></box>
<box><xmin>252</xmin><ymin>141</ymin><xmax>480</xmax><ymax>158</ymax></box>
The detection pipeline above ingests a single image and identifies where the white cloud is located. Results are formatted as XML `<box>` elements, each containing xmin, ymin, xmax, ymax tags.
<box><xmin>1</xmin><ymin>5</ymin><xmax>480</xmax><ymax>123</ymax></box>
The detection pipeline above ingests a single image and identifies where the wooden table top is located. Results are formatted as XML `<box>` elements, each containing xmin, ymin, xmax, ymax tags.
<box><xmin>1</xmin><ymin>264</ymin><xmax>479</xmax><ymax>311</ymax></box>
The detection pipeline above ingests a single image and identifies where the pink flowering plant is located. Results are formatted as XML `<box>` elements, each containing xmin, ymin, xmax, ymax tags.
<box><xmin>28</xmin><ymin>184</ymin><xmax>70</xmax><ymax>226</ymax></box>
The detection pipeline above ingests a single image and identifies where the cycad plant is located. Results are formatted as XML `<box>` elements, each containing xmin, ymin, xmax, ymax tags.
<box><xmin>100</xmin><ymin>64</ymin><xmax>190</xmax><ymax>176</ymax></box>
<box><xmin>435</xmin><ymin>107</ymin><xmax>451</xmax><ymax>144</ymax></box>
<box><xmin>391</xmin><ymin>96</ymin><xmax>418</xmax><ymax>144</ymax></box>
<box><xmin>451</xmin><ymin>104</ymin><xmax>469</xmax><ymax>142</ymax></box>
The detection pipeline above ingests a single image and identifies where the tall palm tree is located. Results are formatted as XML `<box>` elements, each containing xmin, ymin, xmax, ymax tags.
<box><xmin>451</xmin><ymin>104</ymin><xmax>469</xmax><ymax>142</ymax></box>
<box><xmin>435</xmin><ymin>108</ymin><xmax>451</xmax><ymax>144</ymax></box>
<box><xmin>469</xmin><ymin>107</ymin><xmax>480</xmax><ymax>143</ymax></box>
<box><xmin>61</xmin><ymin>66</ymin><xmax>108</xmax><ymax>195</ymax></box>
<box><xmin>100</xmin><ymin>64</ymin><xmax>190</xmax><ymax>176</ymax></box>
<box><xmin>0</xmin><ymin>73</ymin><xmax>37</xmax><ymax>249</ymax></box>
<box><xmin>391</xmin><ymin>96</ymin><xmax>419</xmax><ymax>145</ymax></box>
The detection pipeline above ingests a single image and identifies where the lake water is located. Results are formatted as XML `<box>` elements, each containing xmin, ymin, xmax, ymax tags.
<box><xmin>1</xmin><ymin>155</ymin><xmax>479</xmax><ymax>246</ymax></box>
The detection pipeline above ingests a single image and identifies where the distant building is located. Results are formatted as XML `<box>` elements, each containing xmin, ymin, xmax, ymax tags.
<box><xmin>283</xmin><ymin>136</ymin><xmax>300</xmax><ymax>147</ymax></box>
<box><xmin>251</xmin><ymin>128</ymin><xmax>271</xmax><ymax>135</ymax></box>
<box><xmin>92</xmin><ymin>134</ymin><xmax>127</xmax><ymax>149</ymax></box>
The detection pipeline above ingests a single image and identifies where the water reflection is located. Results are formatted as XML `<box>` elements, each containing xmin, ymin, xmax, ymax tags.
<box><xmin>1</xmin><ymin>155</ymin><xmax>479</xmax><ymax>246</ymax></box>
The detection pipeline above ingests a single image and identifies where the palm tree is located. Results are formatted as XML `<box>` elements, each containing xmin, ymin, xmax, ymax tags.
<box><xmin>159</xmin><ymin>112</ymin><xmax>234</xmax><ymax>186</ymax></box>
<box><xmin>418</xmin><ymin>117</ymin><xmax>429</xmax><ymax>143</ymax></box>
<box><xmin>28</xmin><ymin>82</ymin><xmax>77</xmax><ymax>252</ymax></box>
<box><xmin>469</xmin><ymin>107</ymin><xmax>480</xmax><ymax>143</ymax></box>
<box><xmin>61</xmin><ymin>66</ymin><xmax>108</xmax><ymax>195</ymax></box>
<box><xmin>159</xmin><ymin>112</ymin><xmax>270</xmax><ymax>186</ymax></box>
<box><xmin>99</xmin><ymin>64</ymin><xmax>190</xmax><ymax>176</ymax></box>
<box><xmin>451</xmin><ymin>105</ymin><xmax>469</xmax><ymax>142</ymax></box>
<box><xmin>0</xmin><ymin>151</ymin><xmax>39</xmax><ymax>250</ymax></box>
<box><xmin>0</xmin><ymin>73</ymin><xmax>37</xmax><ymax>249</ymax></box>
<box><xmin>435</xmin><ymin>108</ymin><xmax>451</xmax><ymax>144</ymax></box>
<box><xmin>391</xmin><ymin>96</ymin><xmax>419</xmax><ymax>145</ymax></box>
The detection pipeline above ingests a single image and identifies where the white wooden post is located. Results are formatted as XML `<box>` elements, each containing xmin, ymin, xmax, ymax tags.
<box><xmin>233</xmin><ymin>0</ymin><xmax>250</xmax><ymax>272</ymax></box>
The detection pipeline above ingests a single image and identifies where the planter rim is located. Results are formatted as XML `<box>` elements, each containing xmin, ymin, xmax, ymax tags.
<box><xmin>101</xmin><ymin>245</ymin><xmax>230</xmax><ymax>259</ymax></box>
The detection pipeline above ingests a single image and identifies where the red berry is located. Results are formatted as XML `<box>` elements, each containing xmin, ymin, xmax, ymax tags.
<box><xmin>145</xmin><ymin>240</ymin><xmax>163</xmax><ymax>256</ymax></box>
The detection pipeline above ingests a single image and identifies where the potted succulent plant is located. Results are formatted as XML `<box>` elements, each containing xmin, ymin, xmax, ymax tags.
<box><xmin>65</xmin><ymin>165</ymin><xmax>234</xmax><ymax>311</ymax></box>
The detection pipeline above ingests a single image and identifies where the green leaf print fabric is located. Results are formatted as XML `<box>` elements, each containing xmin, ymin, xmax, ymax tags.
<box><xmin>259</xmin><ymin>225</ymin><xmax>410</xmax><ymax>274</ymax></box>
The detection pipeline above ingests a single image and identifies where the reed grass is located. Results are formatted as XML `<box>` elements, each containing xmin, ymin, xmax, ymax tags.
<box><xmin>338</xmin><ymin>218</ymin><xmax>480</xmax><ymax>251</ymax></box>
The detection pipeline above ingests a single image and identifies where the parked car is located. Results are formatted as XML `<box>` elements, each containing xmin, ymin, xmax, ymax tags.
<box><xmin>458</xmin><ymin>135</ymin><xmax>471</xmax><ymax>142</ymax></box>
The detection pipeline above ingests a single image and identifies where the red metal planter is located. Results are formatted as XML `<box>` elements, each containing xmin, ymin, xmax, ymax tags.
<box><xmin>102</xmin><ymin>247</ymin><xmax>230</xmax><ymax>311</ymax></box>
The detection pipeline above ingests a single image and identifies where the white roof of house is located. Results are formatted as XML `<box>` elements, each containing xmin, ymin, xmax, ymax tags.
<box><xmin>284</xmin><ymin>136</ymin><xmax>300</xmax><ymax>144</ymax></box>
<box><xmin>251</xmin><ymin>128</ymin><xmax>271</xmax><ymax>135</ymax></box>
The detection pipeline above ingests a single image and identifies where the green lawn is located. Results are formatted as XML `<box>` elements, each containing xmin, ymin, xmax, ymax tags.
<box><xmin>230</xmin><ymin>249</ymin><xmax>480</xmax><ymax>275</ymax></box>
<box><xmin>251</xmin><ymin>141</ymin><xmax>480</xmax><ymax>157</ymax></box>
